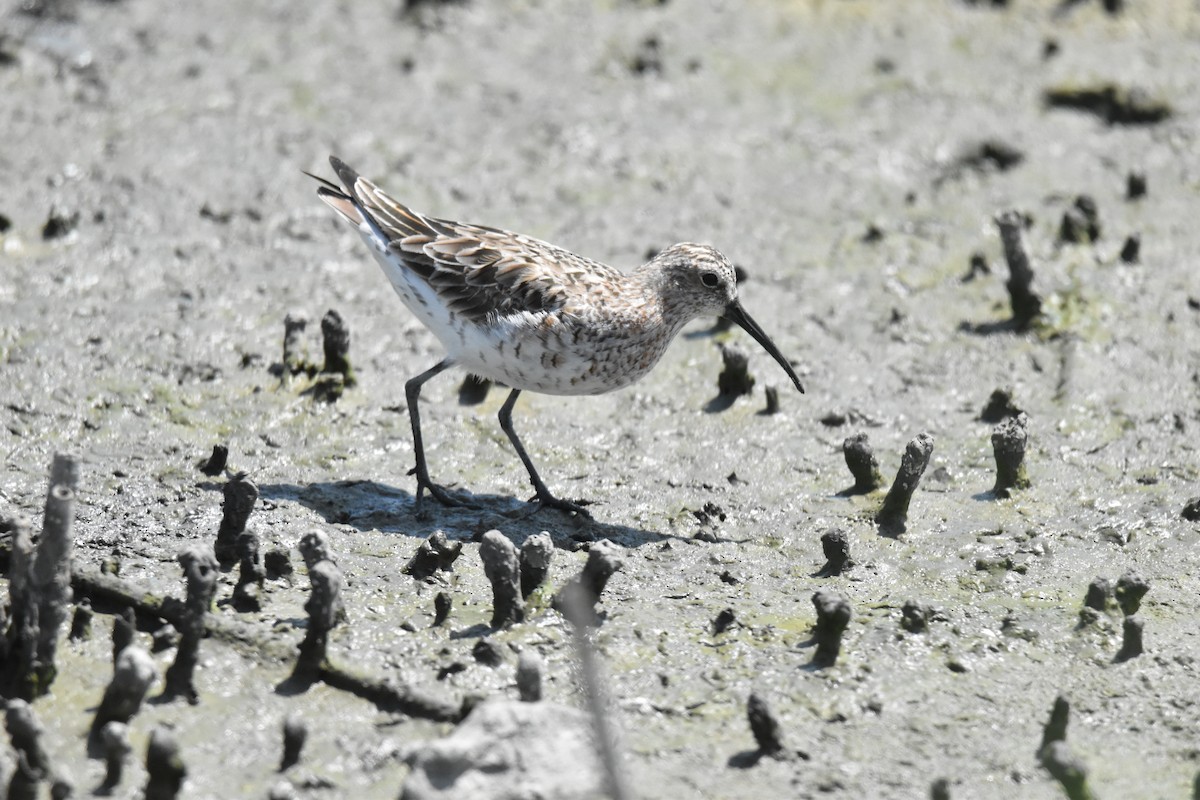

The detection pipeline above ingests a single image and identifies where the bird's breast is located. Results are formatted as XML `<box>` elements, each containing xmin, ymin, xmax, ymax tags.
<box><xmin>450</xmin><ymin>312</ymin><xmax>676</xmax><ymax>397</ymax></box>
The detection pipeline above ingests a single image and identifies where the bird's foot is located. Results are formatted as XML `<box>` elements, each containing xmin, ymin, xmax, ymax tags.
<box><xmin>409</xmin><ymin>467</ymin><xmax>477</xmax><ymax>518</ymax></box>
<box><xmin>524</xmin><ymin>489</ymin><xmax>593</xmax><ymax>519</ymax></box>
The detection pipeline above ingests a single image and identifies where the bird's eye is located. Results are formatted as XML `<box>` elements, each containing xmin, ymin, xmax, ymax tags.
<box><xmin>700</xmin><ymin>272</ymin><xmax>720</xmax><ymax>288</ymax></box>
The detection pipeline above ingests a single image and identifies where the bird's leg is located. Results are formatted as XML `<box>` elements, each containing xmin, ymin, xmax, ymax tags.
<box><xmin>405</xmin><ymin>359</ymin><xmax>474</xmax><ymax>514</ymax></box>
<box><xmin>498</xmin><ymin>389</ymin><xmax>592</xmax><ymax>518</ymax></box>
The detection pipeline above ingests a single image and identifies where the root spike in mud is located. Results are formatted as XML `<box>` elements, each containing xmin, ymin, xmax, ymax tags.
<box><xmin>762</xmin><ymin>384</ymin><xmax>780</xmax><ymax>414</ymax></box>
<box><xmin>162</xmin><ymin>546</ymin><xmax>220</xmax><ymax>704</ymax></box>
<box><xmin>90</xmin><ymin>647</ymin><xmax>157</xmax><ymax>747</ymax></box>
<box><xmin>1126</xmin><ymin>170</ymin><xmax>1147</xmax><ymax>200</ymax></box>
<box><xmin>841</xmin><ymin>433</ymin><xmax>883</xmax><ymax>495</ymax></box>
<box><xmin>281</xmin><ymin>311</ymin><xmax>308</xmax><ymax>378</ymax></box>
<box><xmin>405</xmin><ymin>530</ymin><xmax>463</xmax><ymax>581</ymax></box>
<box><xmin>1081</xmin><ymin>577</ymin><xmax>1112</xmax><ymax>616</ymax></box>
<box><xmin>1114</xmin><ymin>571</ymin><xmax>1149</xmax><ymax>616</ymax></box>
<box><xmin>197</xmin><ymin>444</ymin><xmax>229</xmax><ymax>477</ymax></box>
<box><xmin>319</xmin><ymin>308</ymin><xmax>356</xmax><ymax>387</ymax></box>
<box><xmin>2</xmin><ymin>455</ymin><xmax>79</xmax><ymax>700</ymax></box>
<box><xmin>1115</xmin><ymin>616</ymin><xmax>1145</xmax><ymax>662</ymax></box>
<box><xmin>289</xmin><ymin>532</ymin><xmax>345</xmax><ymax>687</ymax></box>
<box><xmin>994</xmin><ymin>210</ymin><xmax>1044</xmax><ymax>330</ymax></box>
<box><xmin>875</xmin><ymin>433</ymin><xmax>934</xmax><ymax>535</ymax></box>
<box><xmin>817</xmin><ymin>530</ymin><xmax>853</xmax><ymax>577</ymax></box>
<box><xmin>516</xmin><ymin>650</ymin><xmax>543</xmax><ymax>702</ymax></box>
<box><xmin>480</xmin><ymin>530</ymin><xmax>525</xmax><ymax>628</ymax></box>
<box><xmin>99</xmin><ymin>722</ymin><xmax>132</xmax><ymax>793</ymax></box>
<box><xmin>811</xmin><ymin>590</ymin><xmax>851</xmax><ymax>668</ymax></box>
<box><xmin>68</xmin><ymin>599</ymin><xmax>93</xmax><ymax>642</ymax></box>
<box><xmin>145</xmin><ymin>727</ymin><xmax>187</xmax><ymax>800</ymax></box>
<box><xmin>1058</xmin><ymin>195</ymin><xmax>1101</xmax><ymax>245</ymax></box>
<box><xmin>901</xmin><ymin>601</ymin><xmax>933</xmax><ymax>634</ymax></box>
<box><xmin>746</xmin><ymin>692</ymin><xmax>784</xmax><ymax>755</ymax></box>
<box><xmin>215</xmin><ymin>474</ymin><xmax>259</xmax><ymax>568</ymax></box>
<box><xmin>717</xmin><ymin>343</ymin><xmax>755</xmax><ymax>399</ymax></box>
<box><xmin>6</xmin><ymin>700</ymin><xmax>53</xmax><ymax>797</ymax></box>
<box><xmin>233</xmin><ymin>531</ymin><xmax>266</xmax><ymax>612</ymax></box>
<box><xmin>519</xmin><ymin>532</ymin><xmax>555</xmax><ymax>599</ymax></box>
<box><xmin>990</xmin><ymin>413</ymin><xmax>1031</xmax><ymax>498</ymax></box>
<box><xmin>1120</xmin><ymin>233</ymin><xmax>1140</xmax><ymax>264</ymax></box>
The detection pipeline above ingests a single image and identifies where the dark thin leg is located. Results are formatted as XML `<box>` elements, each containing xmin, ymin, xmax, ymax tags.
<box><xmin>498</xmin><ymin>389</ymin><xmax>592</xmax><ymax>517</ymax></box>
<box><xmin>405</xmin><ymin>359</ymin><xmax>473</xmax><ymax>514</ymax></box>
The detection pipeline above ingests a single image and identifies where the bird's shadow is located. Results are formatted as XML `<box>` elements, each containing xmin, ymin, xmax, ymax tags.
<box><xmin>255</xmin><ymin>479</ymin><xmax>678</xmax><ymax>548</ymax></box>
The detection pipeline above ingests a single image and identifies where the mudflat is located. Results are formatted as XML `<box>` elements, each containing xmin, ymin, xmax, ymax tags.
<box><xmin>2</xmin><ymin>1</ymin><xmax>1198</xmax><ymax>797</ymax></box>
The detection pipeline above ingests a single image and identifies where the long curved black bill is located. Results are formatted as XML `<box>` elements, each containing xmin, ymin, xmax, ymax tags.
<box><xmin>722</xmin><ymin>301</ymin><xmax>805</xmax><ymax>393</ymax></box>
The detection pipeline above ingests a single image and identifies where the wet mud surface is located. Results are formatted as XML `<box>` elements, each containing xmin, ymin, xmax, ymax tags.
<box><xmin>2</xmin><ymin>1</ymin><xmax>1200</xmax><ymax>797</ymax></box>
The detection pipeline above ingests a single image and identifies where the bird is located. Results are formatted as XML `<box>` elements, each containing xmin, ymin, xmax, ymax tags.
<box><xmin>310</xmin><ymin>155</ymin><xmax>803</xmax><ymax>517</ymax></box>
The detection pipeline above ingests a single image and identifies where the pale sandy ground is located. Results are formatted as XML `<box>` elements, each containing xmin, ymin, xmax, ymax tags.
<box><xmin>2</xmin><ymin>0</ymin><xmax>1200</xmax><ymax>797</ymax></box>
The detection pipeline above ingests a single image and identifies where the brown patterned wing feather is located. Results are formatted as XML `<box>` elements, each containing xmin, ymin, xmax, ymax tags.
<box><xmin>320</xmin><ymin>156</ymin><xmax>623</xmax><ymax>323</ymax></box>
<box><xmin>364</xmin><ymin>197</ymin><xmax>611</xmax><ymax>322</ymax></box>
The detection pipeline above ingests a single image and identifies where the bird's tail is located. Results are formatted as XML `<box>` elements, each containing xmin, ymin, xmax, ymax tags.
<box><xmin>305</xmin><ymin>156</ymin><xmax>391</xmax><ymax>246</ymax></box>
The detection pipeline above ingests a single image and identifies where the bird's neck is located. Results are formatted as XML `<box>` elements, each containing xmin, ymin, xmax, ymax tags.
<box><xmin>630</xmin><ymin>263</ymin><xmax>702</xmax><ymax>335</ymax></box>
